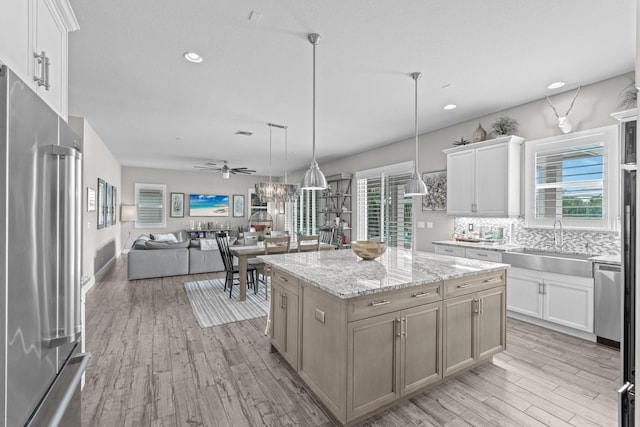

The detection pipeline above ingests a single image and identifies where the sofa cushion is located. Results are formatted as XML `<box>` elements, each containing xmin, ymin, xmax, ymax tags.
<box><xmin>132</xmin><ymin>235</ymin><xmax>151</xmax><ymax>249</ymax></box>
<box><xmin>145</xmin><ymin>240</ymin><xmax>190</xmax><ymax>249</ymax></box>
<box><xmin>200</xmin><ymin>239</ymin><xmax>218</xmax><ymax>251</ymax></box>
<box><xmin>150</xmin><ymin>233</ymin><xmax>179</xmax><ymax>243</ymax></box>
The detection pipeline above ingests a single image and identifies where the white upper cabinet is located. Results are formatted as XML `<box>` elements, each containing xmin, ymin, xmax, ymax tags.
<box><xmin>0</xmin><ymin>0</ymin><xmax>78</xmax><ymax>119</ymax></box>
<box><xmin>444</xmin><ymin>135</ymin><xmax>524</xmax><ymax>217</ymax></box>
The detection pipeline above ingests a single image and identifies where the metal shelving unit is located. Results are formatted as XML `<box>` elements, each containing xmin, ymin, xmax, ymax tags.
<box><xmin>321</xmin><ymin>173</ymin><xmax>353</xmax><ymax>248</ymax></box>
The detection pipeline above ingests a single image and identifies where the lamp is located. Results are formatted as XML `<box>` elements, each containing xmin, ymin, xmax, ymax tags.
<box><xmin>120</xmin><ymin>205</ymin><xmax>138</xmax><ymax>250</ymax></box>
<box><xmin>404</xmin><ymin>72</ymin><xmax>428</xmax><ymax>196</ymax></box>
<box><xmin>301</xmin><ymin>33</ymin><xmax>328</xmax><ymax>190</ymax></box>
<box><xmin>221</xmin><ymin>164</ymin><xmax>230</xmax><ymax>179</ymax></box>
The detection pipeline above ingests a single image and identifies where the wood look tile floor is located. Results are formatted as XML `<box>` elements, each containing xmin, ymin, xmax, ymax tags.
<box><xmin>82</xmin><ymin>257</ymin><xmax>621</xmax><ymax>426</ymax></box>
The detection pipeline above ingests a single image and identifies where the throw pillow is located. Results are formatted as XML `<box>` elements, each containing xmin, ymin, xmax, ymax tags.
<box><xmin>200</xmin><ymin>239</ymin><xmax>219</xmax><ymax>251</ymax></box>
<box><xmin>150</xmin><ymin>233</ymin><xmax>178</xmax><ymax>243</ymax></box>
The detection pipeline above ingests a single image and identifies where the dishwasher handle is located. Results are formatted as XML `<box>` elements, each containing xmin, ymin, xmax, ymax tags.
<box><xmin>597</xmin><ymin>264</ymin><xmax>621</xmax><ymax>273</ymax></box>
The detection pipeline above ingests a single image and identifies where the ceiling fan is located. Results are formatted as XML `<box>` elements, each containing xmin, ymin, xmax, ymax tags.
<box><xmin>194</xmin><ymin>160</ymin><xmax>256</xmax><ymax>179</ymax></box>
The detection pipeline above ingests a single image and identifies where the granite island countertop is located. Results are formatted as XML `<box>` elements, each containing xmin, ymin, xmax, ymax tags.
<box><xmin>258</xmin><ymin>247</ymin><xmax>508</xmax><ymax>299</ymax></box>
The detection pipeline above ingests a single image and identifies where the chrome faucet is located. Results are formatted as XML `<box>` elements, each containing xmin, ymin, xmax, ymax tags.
<box><xmin>553</xmin><ymin>219</ymin><xmax>564</xmax><ymax>251</ymax></box>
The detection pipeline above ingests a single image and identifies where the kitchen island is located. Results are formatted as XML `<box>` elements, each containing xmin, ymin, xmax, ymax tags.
<box><xmin>258</xmin><ymin>248</ymin><xmax>508</xmax><ymax>426</ymax></box>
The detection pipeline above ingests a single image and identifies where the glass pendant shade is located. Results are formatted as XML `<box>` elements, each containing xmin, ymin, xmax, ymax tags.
<box><xmin>404</xmin><ymin>71</ymin><xmax>428</xmax><ymax>196</ymax></box>
<box><xmin>255</xmin><ymin>123</ymin><xmax>300</xmax><ymax>203</ymax></box>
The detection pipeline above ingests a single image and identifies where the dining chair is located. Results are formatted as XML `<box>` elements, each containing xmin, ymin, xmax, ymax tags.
<box><xmin>215</xmin><ymin>232</ymin><xmax>257</xmax><ymax>298</ymax></box>
<box><xmin>297</xmin><ymin>235</ymin><xmax>320</xmax><ymax>252</ymax></box>
<box><xmin>319</xmin><ymin>229</ymin><xmax>334</xmax><ymax>245</ymax></box>
<box><xmin>252</xmin><ymin>235</ymin><xmax>291</xmax><ymax>299</ymax></box>
<box><xmin>270</xmin><ymin>230</ymin><xmax>289</xmax><ymax>237</ymax></box>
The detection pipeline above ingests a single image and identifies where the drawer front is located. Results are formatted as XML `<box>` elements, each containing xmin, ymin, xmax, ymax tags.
<box><xmin>444</xmin><ymin>270</ymin><xmax>505</xmax><ymax>298</ymax></box>
<box><xmin>464</xmin><ymin>248</ymin><xmax>502</xmax><ymax>263</ymax></box>
<box><xmin>434</xmin><ymin>245</ymin><xmax>465</xmax><ymax>257</ymax></box>
<box><xmin>347</xmin><ymin>281</ymin><xmax>443</xmax><ymax>322</ymax></box>
<box><xmin>271</xmin><ymin>268</ymin><xmax>299</xmax><ymax>295</ymax></box>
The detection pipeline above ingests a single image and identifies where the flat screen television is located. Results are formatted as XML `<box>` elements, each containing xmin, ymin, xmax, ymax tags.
<box><xmin>189</xmin><ymin>194</ymin><xmax>229</xmax><ymax>217</ymax></box>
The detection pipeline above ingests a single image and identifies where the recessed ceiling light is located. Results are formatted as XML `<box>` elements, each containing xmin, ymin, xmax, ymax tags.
<box><xmin>248</xmin><ymin>10</ymin><xmax>263</xmax><ymax>23</ymax></box>
<box><xmin>235</xmin><ymin>131</ymin><xmax>253</xmax><ymax>136</ymax></box>
<box><xmin>183</xmin><ymin>52</ymin><xmax>203</xmax><ymax>63</ymax></box>
<box><xmin>443</xmin><ymin>104</ymin><xmax>457</xmax><ymax>110</ymax></box>
<box><xmin>547</xmin><ymin>81</ymin><xmax>565</xmax><ymax>89</ymax></box>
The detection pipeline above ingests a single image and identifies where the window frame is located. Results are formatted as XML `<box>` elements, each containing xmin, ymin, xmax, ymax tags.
<box><xmin>524</xmin><ymin>125</ymin><xmax>618</xmax><ymax>231</ymax></box>
<box><xmin>134</xmin><ymin>183</ymin><xmax>167</xmax><ymax>228</ymax></box>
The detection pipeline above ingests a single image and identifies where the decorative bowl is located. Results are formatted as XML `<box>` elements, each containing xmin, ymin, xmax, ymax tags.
<box><xmin>351</xmin><ymin>240</ymin><xmax>386</xmax><ymax>260</ymax></box>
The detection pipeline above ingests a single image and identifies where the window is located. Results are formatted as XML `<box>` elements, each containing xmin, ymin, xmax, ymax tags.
<box><xmin>134</xmin><ymin>183</ymin><xmax>166</xmax><ymax>228</ymax></box>
<box><xmin>356</xmin><ymin>162</ymin><xmax>414</xmax><ymax>249</ymax></box>
<box><xmin>525</xmin><ymin>125</ymin><xmax>618</xmax><ymax>230</ymax></box>
<box><xmin>285</xmin><ymin>189</ymin><xmax>322</xmax><ymax>235</ymax></box>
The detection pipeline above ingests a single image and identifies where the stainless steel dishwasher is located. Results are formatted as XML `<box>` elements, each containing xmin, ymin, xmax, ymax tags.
<box><xmin>594</xmin><ymin>262</ymin><xmax>622</xmax><ymax>347</ymax></box>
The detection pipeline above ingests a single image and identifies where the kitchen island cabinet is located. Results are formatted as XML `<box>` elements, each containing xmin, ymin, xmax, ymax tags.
<box><xmin>261</xmin><ymin>248</ymin><xmax>507</xmax><ymax>426</ymax></box>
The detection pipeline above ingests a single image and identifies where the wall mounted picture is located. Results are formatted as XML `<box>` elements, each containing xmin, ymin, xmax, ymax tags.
<box><xmin>87</xmin><ymin>187</ymin><xmax>96</xmax><ymax>212</ymax></box>
<box><xmin>421</xmin><ymin>170</ymin><xmax>447</xmax><ymax>211</ymax></box>
<box><xmin>233</xmin><ymin>194</ymin><xmax>245</xmax><ymax>217</ymax></box>
<box><xmin>106</xmin><ymin>183</ymin><xmax>113</xmax><ymax>225</ymax></box>
<box><xmin>111</xmin><ymin>186</ymin><xmax>117</xmax><ymax>224</ymax></box>
<box><xmin>97</xmin><ymin>178</ymin><xmax>106</xmax><ymax>229</ymax></box>
<box><xmin>170</xmin><ymin>192</ymin><xmax>185</xmax><ymax>217</ymax></box>
<box><xmin>189</xmin><ymin>194</ymin><xmax>229</xmax><ymax>217</ymax></box>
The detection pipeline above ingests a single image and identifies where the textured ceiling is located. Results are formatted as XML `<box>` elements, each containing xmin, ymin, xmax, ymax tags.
<box><xmin>67</xmin><ymin>0</ymin><xmax>635</xmax><ymax>176</ymax></box>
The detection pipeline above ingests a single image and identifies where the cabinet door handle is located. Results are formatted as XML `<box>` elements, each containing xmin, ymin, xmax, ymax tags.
<box><xmin>370</xmin><ymin>300</ymin><xmax>390</xmax><ymax>307</ymax></box>
<box><xmin>279</xmin><ymin>275</ymin><xmax>288</xmax><ymax>282</ymax></box>
<box><xmin>412</xmin><ymin>291</ymin><xmax>431</xmax><ymax>298</ymax></box>
<box><xmin>283</xmin><ymin>294</ymin><xmax>287</xmax><ymax>309</ymax></box>
<box><xmin>443</xmin><ymin>249</ymin><xmax>453</xmax><ymax>253</ymax></box>
<box><xmin>480</xmin><ymin>298</ymin><xmax>484</xmax><ymax>314</ymax></box>
<box><xmin>457</xmin><ymin>283</ymin><xmax>471</xmax><ymax>289</ymax></box>
<box><xmin>33</xmin><ymin>51</ymin><xmax>46</xmax><ymax>87</ymax></box>
<box><xmin>402</xmin><ymin>317</ymin><xmax>407</xmax><ymax>337</ymax></box>
<box><xmin>395</xmin><ymin>318</ymin><xmax>401</xmax><ymax>337</ymax></box>
<box><xmin>473</xmin><ymin>298</ymin><xmax>479</xmax><ymax>314</ymax></box>
<box><xmin>476</xmin><ymin>253</ymin><xmax>488</xmax><ymax>257</ymax></box>
<box><xmin>483</xmin><ymin>277</ymin><xmax>501</xmax><ymax>283</ymax></box>
<box><xmin>538</xmin><ymin>283</ymin><xmax>543</xmax><ymax>295</ymax></box>
<box><xmin>43</xmin><ymin>54</ymin><xmax>50</xmax><ymax>90</ymax></box>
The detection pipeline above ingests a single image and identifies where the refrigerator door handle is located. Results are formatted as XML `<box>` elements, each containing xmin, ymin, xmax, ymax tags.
<box><xmin>49</xmin><ymin>145</ymin><xmax>82</xmax><ymax>346</ymax></box>
<box><xmin>26</xmin><ymin>352</ymin><xmax>91</xmax><ymax>427</ymax></box>
<box><xmin>618</xmin><ymin>381</ymin><xmax>635</xmax><ymax>425</ymax></box>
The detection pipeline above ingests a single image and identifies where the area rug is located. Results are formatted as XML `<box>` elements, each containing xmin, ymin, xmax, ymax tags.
<box><xmin>184</xmin><ymin>279</ymin><xmax>270</xmax><ymax>328</ymax></box>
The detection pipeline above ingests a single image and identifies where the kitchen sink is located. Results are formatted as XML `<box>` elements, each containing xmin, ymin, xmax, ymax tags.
<box><xmin>502</xmin><ymin>248</ymin><xmax>593</xmax><ymax>278</ymax></box>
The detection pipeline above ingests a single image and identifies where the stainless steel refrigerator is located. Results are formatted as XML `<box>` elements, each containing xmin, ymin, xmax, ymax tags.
<box><xmin>0</xmin><ymin>65</ymin><xmax>90</xmax><ymax>426</ymax></box>
<box><xmin>616</xmin><ymin>110</ymin><xmax>636</xmax><ymax>426</ymax></box>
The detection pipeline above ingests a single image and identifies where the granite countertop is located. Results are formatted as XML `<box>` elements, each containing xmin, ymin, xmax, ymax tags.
<box><xmin>433</xmin><ymin>240</ymin><xmax>622</xmax><ymax>264</ymax></box>
<box><xmin>258</xmin><ymin>247</ymin><xmax>508</xmax><ymax>299</ymax></box>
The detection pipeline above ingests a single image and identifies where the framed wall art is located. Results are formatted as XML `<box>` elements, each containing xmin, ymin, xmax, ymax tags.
<box><xmin>111</xmin><ymin>186</ymin><xmax>117</xmax><ymax>224</ymax></box>
<box><xmin>170</xmin><ymin>192</ymin><xmax>185</xmax><ymax>217</ymax></box>
<box><xmin>421</xmin><ymin>170</ymin><xmax>447</xmax><ymax>211</ymax></box>
<box><xmin>97</xmin><ymin>178</ymin><xmax>106</xmax><ymax>229</ymax></box>
<box><xmin>232</xmin><ymin>194</ymin><xmax>245</xmax><ymax>217</ymax></box>
<box><xmin>189</xmin><ymin>194</ymin><xmax>229</xmax><ymax>217</ymax></box>
<box><xmin>87</xmin><ymin>187</ymin><xmax>96</xmax><ymax>212</ymax></box>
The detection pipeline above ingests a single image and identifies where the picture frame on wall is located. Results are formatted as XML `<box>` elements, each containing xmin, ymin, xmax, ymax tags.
<box><xmin>188</xmin><ymin>194</ymin><xmax>229</xmax><ymax>217</ymax></box>
<box><xmin>111</xmin><ymin>186</ymin><xmax>117</xmax><ymax>224</ymax></box>
<box><xmin>87</xmin><ymin>187</ymin><xmax>96</xmax><ymax>212</ymax></box>
<box><xmin>233</xmin><ymin>194</ymin><xmax>245</xmax><ymax>217</ymax></box>
<box><xmin>106</xmin><ymin>183</ymin><xmax>113</xmax><ymax>225</ymax></box>
<box><xmin>97</xmin><ymin>178</ymin><xmax>106</xmax><ymax>229</ymax></box>
<box><xmin>421</xmin><ymin>170</ymin><xmax>447</xmax><ymax>211</ymax></box>
<box><xmin>170</xmin><ymin>192</ymin><xmax>185</xmax><ymax>217</ymax></box>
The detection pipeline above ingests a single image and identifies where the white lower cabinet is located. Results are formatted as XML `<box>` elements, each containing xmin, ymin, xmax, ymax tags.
<box><xmin>507</xmin><ymin>267</ymin><xmax>594</xmax><ymax>333</ymax></box>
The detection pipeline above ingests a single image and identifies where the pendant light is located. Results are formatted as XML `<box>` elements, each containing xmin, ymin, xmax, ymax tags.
<box><xmin>255</xmin><ymin>124</ymin><xmax>278</xmax><ymax>201</ymax></box>
<box><xmin>255</xmin><ymin>123</ymin><xmax>300</xmax><ymax>202</ymax></box>
<box><xmin>404</xmin><ymin>72</ymin><xmax>428</xmax><ymax>196</ymax></box>
<box><xmin>301</xmin><ymin>33</ymin><xmax>328</xmax><ymax>190</ymax></box>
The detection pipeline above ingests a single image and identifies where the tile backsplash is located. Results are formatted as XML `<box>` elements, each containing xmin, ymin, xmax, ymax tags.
<box><xmin>454</xmin><ymin>217</ymin><xmax>621</xmax><ymax>256</ymax></box>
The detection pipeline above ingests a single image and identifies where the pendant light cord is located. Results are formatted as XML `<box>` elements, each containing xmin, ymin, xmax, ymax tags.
<box><xmin>414</xmin><ymin>73</ymin><xmax>419</xmax><ymax>174</ymax></box>
<box><xmin>269</xmin><ymin>124</ymin><xmax>273</xmax><ymax>182</ymax></box>
<box><xmin>284</xmin><ymin>126</ymin><xmax>288</xmax><ymax>183</ymax></box>
<box><xmin>312</xmin><ymin>38</ymin><xmax>317</xmax><ymax>163</ymax></box>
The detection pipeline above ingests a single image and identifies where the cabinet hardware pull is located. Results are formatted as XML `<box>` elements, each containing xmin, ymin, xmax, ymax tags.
<box><xmin>370</xmin><ymin>300</ymin><xmax>390</xmax><ymax>307</ymax></box>
<box><xmin>396</xmin><ymin>318</ymin><xmax>401</xmax><ymax>337</ymax></box>
<box><xmin>444</xmin><ymin>249</ymin><xmax>453</xmax><ymax>253</ymax></box>
<box><xmin>457</xmin><ymin>284</ymin><xmax>471</xmax><ymax>288</ymax></box>
<box><xmin>538</xmin><ymin>283</ymin><xmax>543</xmax><ymax>295</ymax></box>
<box><xmin>283</xmin><ymin>294</ymin><xmax>287</xmax><ymax>309</ymax></box>
<box><xmin>473</xmin><ymin>298</ymin><xmax>479</xmax><ymax>314</ymax></box>
<box><xmin>33</xmin><ymin>51</ymin><xmax>46</xmax><ymax>87</ymax></box>
<box><xmin>280</xmin><ymin>276</ymin><xmax>288</xmax><ymax>282</ymax></box>
<box><xmin>480</xmin><ymin>298</ymin><xmax>484</xmax><ymax>314</ymax></box>
<box><xmin>402</xmin><ymin>317</ymin><xmax>407</xmax><ymax>337</ymax></box>
<box><xmin>483</xmin><ymin>277</ymin><xmax>501</xmax><ymax>283</ymax></box>
<box><xmin>477</xmin><ymin>253</ymin><xmax>488</xmax><ymax>257</ymax></box>
<box><xmin>412</xmin><ymin>291</ymin><xmax>430</xmax><ymax>298</ymax></box>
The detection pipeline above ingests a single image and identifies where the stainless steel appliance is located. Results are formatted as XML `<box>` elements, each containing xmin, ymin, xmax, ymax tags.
<box><xmin>594</xmin><ymin>262</ymin><xmax>622</xmax><ymax>346</ymax></box>
<box><xmin>613</xmin><ymin>109</ymin><xmax>636</xmax><ymax>426</ymax></box>
<box><xmin>0</xmin><ymin>65</ymin><xmax>90</xmax><ymax>426</ymax></box>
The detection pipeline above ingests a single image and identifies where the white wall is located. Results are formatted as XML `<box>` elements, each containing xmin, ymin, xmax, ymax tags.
<box><xmin>290</xmin><ymin>73</ymin><xmax>634</xmax><ymax>252</ymax></box>
<box><xmin>120</xmin><ymin>167</ymin><xmax>271</xmax><ymax>243</ymax></box>
<box><xmin>69</xmin><ymin>116</ymin><xmax>122</xmax><ymax>282</ymax></box>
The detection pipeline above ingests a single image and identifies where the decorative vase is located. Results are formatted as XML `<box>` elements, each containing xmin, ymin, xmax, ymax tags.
<box><xmin>472</xmin><ymin>123</ymin><xmax>487</xmax><ymax>142</ymax></box>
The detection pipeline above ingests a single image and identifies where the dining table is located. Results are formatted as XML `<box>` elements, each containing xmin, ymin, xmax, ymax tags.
<box><xmin>231</xmin><ymin>242</ymin><xmax>336</xmax><ymax>301</ymax></box>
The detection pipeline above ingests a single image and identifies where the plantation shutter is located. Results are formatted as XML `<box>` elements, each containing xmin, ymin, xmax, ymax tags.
<box><xmin>134</xmin><ymin>183</ymin><xmax>166</xmax><ymax>228</ymax></box>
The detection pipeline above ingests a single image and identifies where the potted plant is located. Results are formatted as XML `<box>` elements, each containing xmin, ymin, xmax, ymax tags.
<box><xmin>491</xmin><ymin>116</ymin><xmax>519</xmax><ymax>136</ymax></box>
<box><xmin>257</xmin><ymin>233</ymin><xmax>265</xmax><ymax>247</ymax></box>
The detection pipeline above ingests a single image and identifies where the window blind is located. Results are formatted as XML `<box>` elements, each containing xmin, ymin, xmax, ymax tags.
<box><xmin>357</xmin><ymin>172</ymin><xmax>412</xmax><ymax>248</ymax></box>
<box><xmin>535</xmin><ymin>143</ymin><xmax>604</xmax><ymax>220</ymax></box>
<box><xmin>286</xmin><ymin>189</ymin><xmax>321</xmax><ymax>236</ymax></box>
<box><xmin>134</xmin><ymin>183</ymin><xmax>166</xmax><ymax>228</ymax></box>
